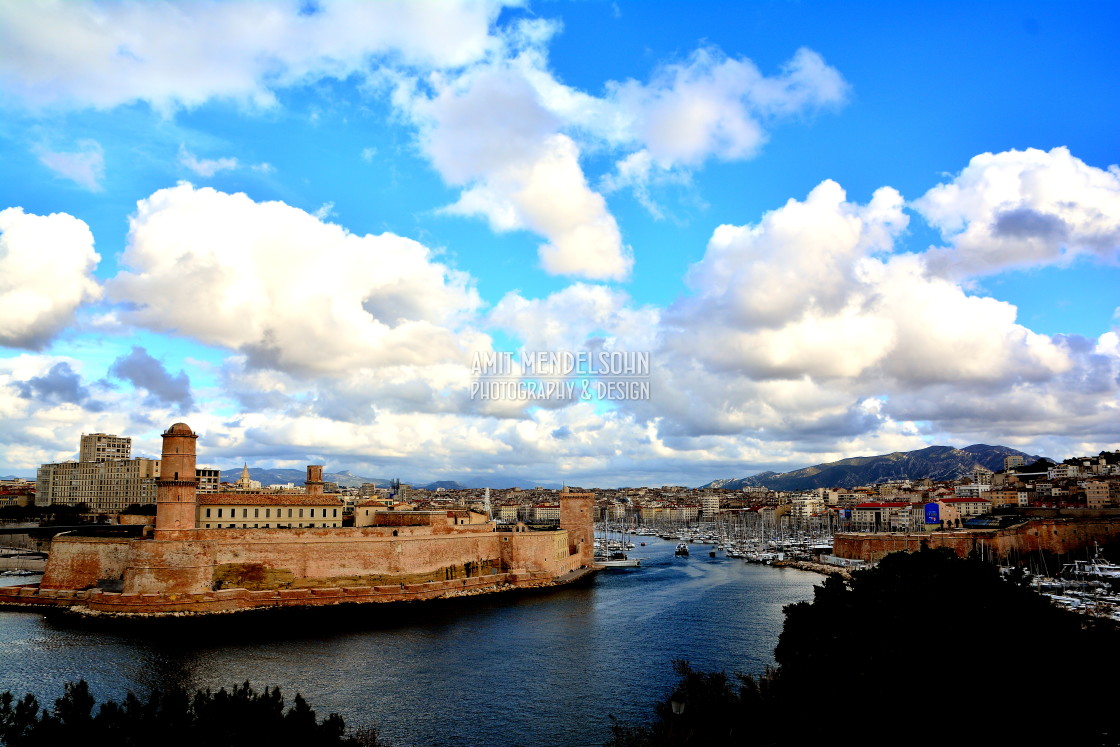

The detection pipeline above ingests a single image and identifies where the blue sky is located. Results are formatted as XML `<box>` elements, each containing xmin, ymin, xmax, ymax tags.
<box><xmin>0</xmin><ymin>0</ymin><xmax>1117</xmax><ymax>486</ymax></box>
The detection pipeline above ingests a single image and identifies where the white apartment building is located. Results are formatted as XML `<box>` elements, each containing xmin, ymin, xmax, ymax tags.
<box><xmin>37</xmin><ymin>432</ymin><xmax>218</xmax><ymax>512</ymax></box>
<box><xmin>78</xmin><ymin>432</ymin><xmax>131</xmax><ymax>463</ymax></box>
<box><xmin>700</xmin><ymin>492</ymin><xmax>720</xmax><ymax>518</ymax></box>
<box><xmin>954</xmin><ymin>483</ymin><xmax>992</xmax><ymax>499</ymax></box>
<box><xmin>791</xmin><ymin>494</ymin><xmax>825</xmax><ymax>522</ymax></box>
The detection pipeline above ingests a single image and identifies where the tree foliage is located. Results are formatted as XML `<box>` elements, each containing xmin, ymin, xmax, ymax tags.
<box><xmin>0</xmin><ymin>680</ymin><xmax>388</xmax><ymax>747</ymax></box>
<box><xmin>610</xmin><ymin>547</ymin><xmax>1119</xmax><ymax>746</ymax></box>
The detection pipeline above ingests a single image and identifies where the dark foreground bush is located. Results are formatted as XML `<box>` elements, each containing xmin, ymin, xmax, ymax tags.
<box><xmin>0</xmin><ymin>680</ymin><xmax>389</xmax><ymax>747</ymax></box>
<box><xmin>609</xmin><ymin>547</ymin><xmax>1120</xmax><ymax>747</ymax></box>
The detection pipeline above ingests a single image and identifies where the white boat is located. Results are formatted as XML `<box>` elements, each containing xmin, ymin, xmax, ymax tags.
<box><xmin>594</xmin><ymin>550</ymin><xmax>642</xmax><ymax>568</ymax></box>
<box><xmin>1060</xmin><ymin>545</ymin><xmax>1120</xmax><ymax>587</ymax></box>
<box><xmin>674</xmin><ymin>543</ymin><xmax>689</xmax><ymax>557</ymax></box>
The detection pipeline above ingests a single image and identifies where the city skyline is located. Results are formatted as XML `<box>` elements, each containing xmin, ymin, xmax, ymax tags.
<box><xmin>1</xmin><ymin>1</ymin><xmax>1118</xmax><ymax>486</ymax></box>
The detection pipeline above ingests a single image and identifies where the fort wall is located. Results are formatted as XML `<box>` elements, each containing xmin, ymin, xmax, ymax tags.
<box><xmin>10</xmin><ymin>420</ymin><xmax>596</xmax><ymax>616</ymax></box>
<box><xmin>40</xmin><ymin>536</ymin><xmax>132</xmax><ymax>590</ymax></box>
<box><xmin>833</xmin><ymin>517</ymin><xmax>1120</xmax><ymax>563</ymax></box>
<box><xmin>20</xmin><ymin>524</ymin><xmax>589</xmax><ymax>615</ymax></box>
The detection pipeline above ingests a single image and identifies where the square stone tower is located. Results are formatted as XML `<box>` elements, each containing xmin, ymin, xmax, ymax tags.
<box><xmin>559</xmin><ymin>486</ymin><xmax>595</xmax><ymax>567</ymax></box>
<box><xmin>306</xmin><ymin>465</ymin><xmax>324</xmax><ymax>496</ymax></box>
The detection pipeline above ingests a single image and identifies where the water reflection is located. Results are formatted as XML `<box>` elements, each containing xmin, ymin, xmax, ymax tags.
<box><xmin>0</xmin><ymin>540</ymin><xmax>820</xmax><ymax>746</ymax></box>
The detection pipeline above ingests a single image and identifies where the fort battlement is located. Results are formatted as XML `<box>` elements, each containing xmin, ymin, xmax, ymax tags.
<box><xmin>11</xmin><ymin>422</ymin><xmax>596</xmax><ymax>616</ymax></box>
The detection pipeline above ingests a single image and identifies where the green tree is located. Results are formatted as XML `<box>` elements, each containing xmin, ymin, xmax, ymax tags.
<box><xmin>0</xmin><ymin>680</ymin><xmax>383</xmax><ymax>747</ymax></box>
<box><xmin>611</xmin><ymin>548</ymin><xmax>1119</xmax><ymax>746</ymax></box>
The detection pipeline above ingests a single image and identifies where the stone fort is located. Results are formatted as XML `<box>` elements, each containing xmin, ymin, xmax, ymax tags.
<box><xmin>1</xmin><ymin>423</ymin><xmax>595</xmax><ymax>615</ymax></box>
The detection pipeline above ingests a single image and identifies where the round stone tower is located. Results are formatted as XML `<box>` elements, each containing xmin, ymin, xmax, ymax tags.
<box><xmin>154</xmin><ymin>422</ymin><xmax>199</xmax><ymax>540</ymax></box>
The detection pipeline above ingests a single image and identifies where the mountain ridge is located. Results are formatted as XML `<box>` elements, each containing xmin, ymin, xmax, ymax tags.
<box><xmin>702</xmin><ymin>444</ymin><xmax>1051</xmax><ymax>491</ymax></box>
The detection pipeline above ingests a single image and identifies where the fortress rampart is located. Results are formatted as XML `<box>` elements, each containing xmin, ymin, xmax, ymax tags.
<box><xmin>6</xmin><ymin>423</ymin><xmax>596</xmax><ymax>616</ymax></box>
<box><xmin>833</xmin><ymin>515</ymin><xmax>1120</xmax><ymax>563</ymax></box>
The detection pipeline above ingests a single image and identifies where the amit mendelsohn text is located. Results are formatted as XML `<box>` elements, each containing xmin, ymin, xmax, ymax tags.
<box><xmin>472</xmin><ymin>350</ymin><xmax>650</xmax><ymax>377</ymax></box>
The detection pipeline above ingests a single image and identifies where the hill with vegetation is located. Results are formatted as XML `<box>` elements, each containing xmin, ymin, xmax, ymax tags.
<box><xmin>703</xmin><ymin>444</ymin><xmax>1048</xmax><ymax>491</ymax></box>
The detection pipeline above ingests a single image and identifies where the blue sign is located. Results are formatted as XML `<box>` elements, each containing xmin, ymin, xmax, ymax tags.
<box><xmin>924</xmin><ymin>503</ymin><xmax>940</xmax><ymax>524</ymax></box>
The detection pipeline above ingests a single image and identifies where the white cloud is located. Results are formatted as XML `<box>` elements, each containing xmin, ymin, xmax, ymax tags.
<box><xmin>107</xmin><ymin>183</ymin><xmax>487</xmax><ymax>376</ymax></box>
<box><xmin>2</xmin><ymin>3</ymin><xmax>849</xmax><ymax>287</ymax></box>
<box><xmin>178</xmin><ymin>144</ymin><xmax>239</xmax><ymax>177</ymax></box>
<box><xmin>415</xmin><ymin>61</ymin><xmax>631</xmax><ymax>280</ymax></box>
<box><xmin>0</xmin><ymin>0</ymin><xmax>508</xmax><ymax>111</ymax></box>
<box><xmin>646</xmin><ymin>175</ymin><xmax>1110</xmax><ymax>446</ymax></box>
<box><xmin>489</xmin><ymin>282</ymin><xmax>658</xmax><ymax>354</ymax></box>
<box><xmin>602</xmin><ymin>47</ymin><xmax>847</xmax><ymax>169</ymax></box>
<box><xmin>683</xmin><ymin>180</ymin><xmax>907</xmax><ymax>330</ymax></box>
<box><xmin>398</xmin><ymin>40</ymin><xmax>845</xmax><ymax>274</ymax></box>
<box><xmin>0</xmin><ymin>207</ymin><xmax>101</xmax><ymax>349</ymax></box>
<box><xmin>34</xmin><ymin>139</ymin><xmax>105</xmax><ymax>191</ymax></box>
<box><xmin>438</xmin><ymin>160</ymin><xmax>1118</xmax><ymax>464</ymax></box>
<box><xmin>446</xmin><ymin>134</ymin><xmax>632</xmax><ymax>279</ymax></box>
<box><xmin>915</xmin><ymin>146</ymin><xmax>1120</xmax><ymax>277</ymax></box>
<box><xmin>598</xmin><ymin>150</ymin><xmax>691</xmax><ymax>220</ymax></box>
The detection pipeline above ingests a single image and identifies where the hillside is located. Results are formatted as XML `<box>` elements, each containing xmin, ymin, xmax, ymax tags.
<box><xmin>703</xmin><ymin>444</ymin><xmax>1049</xmax><ymax>491</ymax></box>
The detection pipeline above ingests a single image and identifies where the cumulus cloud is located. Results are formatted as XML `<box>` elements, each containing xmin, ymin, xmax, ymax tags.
<box><xmin>0</xmin><ymin>207</ymin><xmax>101</xmax><ymax>349</ymax></box>
<box><xmin>0</xmin><ymin>0</ymin><xmax>507</xmax><ymax>111</ymax></box>
<box><xmin>2</xmin><ymin>3</ymin><xmax>849</xmax><ymax>287</ymax></box>
<box><xmin>400</xmin><ymin>36</ymin><xmax>844</xmax><ymax>276</ymax></box>
<box><xmin>107</xmin><ymin>183</ymin><xmax>487</xmax><ymax>376</ymax></box>
<box><xmin>489</xmin><ymin>282</ymin><xmax>658</xmax><ymax>353</ymax></box>
<box><xmin>413</xmin><ymin>63</ymin><xmax>630</xmax><ymax>280</ymax></box>
<box><xmin>109</xmin><ymin>346</ymin><xmax>195</xmax><ymax>412</ymax></box>
<box><xmin>445</xmin><ymin>134</ymin><xmax>631</xmax><ymax>279</ymax></box>
<box><xmin>178</xmin><ymin>144</ymin><xmax>239</xmax><ymax>177</ymax></box>
<box><xmin>915</xmin><ymin>147</ymin><xmax>1120</xmax><ymax>277</ymax></box>
<box><xmin>643</xmin><ymin>175</ymin><xmax>1109</xmax><ymax>446</ymax></box>
<box><xmin>34</xmin><ymin>139</ymin><xmax>105</xmax><ymax>190</ymax></box>
<box><xmin>601</xmin><ymin>47</ymin><xmax>847</xmax><ymax>170</ymax></box>
<box><xmin>463</xmin><ymin>172</ymin><xmax>1105</xmax><ymax>457</ymax></box>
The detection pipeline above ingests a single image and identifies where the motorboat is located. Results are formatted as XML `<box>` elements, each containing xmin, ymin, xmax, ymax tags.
<box><xmin>594</xmin><ymin>550</ymin><xmax>642</xmax><ymax>568</ymax></box>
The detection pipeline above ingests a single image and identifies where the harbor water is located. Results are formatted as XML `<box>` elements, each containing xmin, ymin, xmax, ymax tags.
<box><xmin>0</xmin><ymin>538</ymin><xmax>820</xmax><ymax>746</ymax></box>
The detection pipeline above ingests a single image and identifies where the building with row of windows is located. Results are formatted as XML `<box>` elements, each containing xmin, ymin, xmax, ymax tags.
<box><xmin>199</xmin><ymin>492</ymin><xmax>343</xmax><ymax>529</ymax></box>
<box><xmin>851</xmin><ymin>496</ymin><xmax>990</xmax><ymax>533</ymax></box>
<box><xmin>36</xmin><ymin>432</ymin><xmax>218</xmax><ymax>513</ymax></box>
